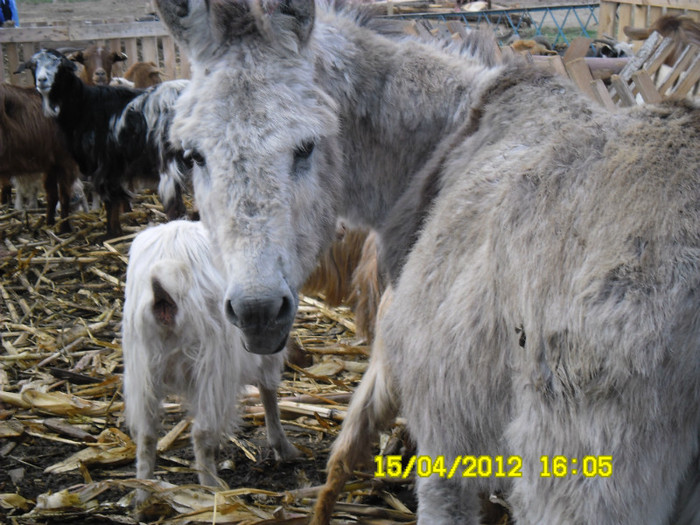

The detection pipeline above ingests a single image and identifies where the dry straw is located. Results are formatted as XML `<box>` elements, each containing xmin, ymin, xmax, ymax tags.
<box><xmin>0</xmin><ymin>190</ymin><xmax>415</xmax><ymax>524</ymax></box>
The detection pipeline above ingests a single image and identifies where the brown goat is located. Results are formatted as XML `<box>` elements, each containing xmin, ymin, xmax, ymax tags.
<box><xmin>0</xmin><ymin>84</ymin><xmax>79</xmax><ymax>232</ymax></box>
<box><xmin>624</xmin><ymin>15</ymin><xmax>700</xmax><ymax>66</ymax></box>
<box><xmin>69</xmin><ymin>44</ymin><xmax>127</xmax><ymax>86</ymax></box>
<box><xmin>124</xmin><ymin>61</ymin><xmax>164</xmax><ymax>88</ymax></box>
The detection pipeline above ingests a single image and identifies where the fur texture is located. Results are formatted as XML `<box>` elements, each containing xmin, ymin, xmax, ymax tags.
<box><xmin>124</xmin><ymin>61</ymin><xmax>164</xmax><ymax>88</ymax></box>
<box><xmin>10</xmin><ymin>172</ymin><xmax>42</xmax><ymax>210</ymax></box>
<box><xmin>69</xmin><ymin>44</ymin><xmax>128</xmax><ymax>86</ymax></box>
<box><xmin>157</xmin><ymin>2</ymin><xmax>700</xmax><ymax>524</ymax></box>
<box><xmin>22</xmin><ymin>49</ymin><xmax>189</xmax><ymax>236</ymax></box>
<box><xmin>0</xmin><ymin>83</ymin><xmax>79</xmax><ymax>232</ymax></box>
<box><xmin>122</xmin><ymin>220</ymin><xmax>298</xmax><ymax>504</ymax></box>
<box><xmin>112</xmin><ymin>79</ymin><xmax>191</xmax><ymax>220</ymax></box>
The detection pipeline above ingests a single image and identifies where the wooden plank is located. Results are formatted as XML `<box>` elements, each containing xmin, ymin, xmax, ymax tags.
<box><xmin>68</xmin><ymin>22</ymin><xmax>169</xmax><ymax>41</ymax></box>
<box><xmin>532</xmin><ymin>55</ymin><xmax>568</xmax><ymax>78</ymax></box>
<box><xmin>643</xmin><ymin>37</ymin><xmax>675</xmax><ymax>76</ymax></box>
<box><xmin>6</xmin><ymin>43</ymin><xmax>21</xmax><ymax>86</ymax></box>
<box><xmin>617</xmin><ymin>4</ymin><xmax>634</xmax><ymax>43</ymax></box>
<box><xmin>599</xmin><ymin>1</ymin><xmax>618</xmax><ymax>39</ymax></box>
<box><xmin>610</xmin><ymin>74</ymin><xmax>637</xmax><ymax>106</ymax></box>
<box><xmin>563</xmin><ymin>37</ymin><xmax>593</xmax><ymax>64</ymax></box>
<box><xmin>648</xmin><ymin>6</ymin><xmax>664</xmax><ymax>25</ymax></box>
<box><xmin>162</xmin><ymin>36</ymin><xmax>177</xmax><ymax>80</ymax></box>
<box><xmin>445</xmin><ymin>20</ymin><xmax>468</xmax><ymax>40</ymax></box>
<box><xmin>141</xmin><ymin>36</ymin><xmax>159</xmax><ymax>65</ymax></box>
<box><xmin>16</xmin><ymin>43</ymin><xmax>35</xmax><ymax>87</ymax></box>
<box><xmin>565</xmin><ymin>57</ymin><xmax>598</xmax><ymax>101</ymax></box>
<box><xmin>632</xmin><ymin>4</ymin><xmax>648</xmax><ymax>30</ymax></box>
<box><xmin>590</xmin><ymin>79</ymin><xmax>618</xmax><ymax>110</ymax></box>
<box><xmin>667</xmin><ymin>48</ymin><xmax>700</xmax><ymax>97</ymax></box>
<box><xmin>124</xmin><ymin>37</ymin><xmax>139</xmax><ymax>64</ymax></box>
<box><xmin>0</xmin><ymin>22</ymin><xmax>169</xmax><ymax>45</ymax></box>
<box><xmin>0</xmin><ymin>26</ymin><xmax>70</xmax><ymax>44</ymax></box>
<box><xmin>631</xmin><ymin>70</ymin><xmax>663</xmax><ymax>102</ymax></box>
<box><xmin>618</xmin><ymin>31</ymin><xmax>663</xmax><ymax>81</ymax></box>
<box><xmin>586</xmin><ymin>56</ymin><xmax>629</xmax><ymax>79</ymax></box>
<box><xmin>658</xmin><ymin>44</ymin><xmax>698</xmax><ymax>93</ymax></box>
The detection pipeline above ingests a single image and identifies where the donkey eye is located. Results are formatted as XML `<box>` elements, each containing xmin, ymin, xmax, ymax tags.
<box><xmin>293</xmin><ymin>141</ymin><xmax>315</xmax><ymax>161</ymax></box>
<box><xmin>183</xmin><ymin>148</ymin><xmax>206</xmax><ymax>168</ymax></box>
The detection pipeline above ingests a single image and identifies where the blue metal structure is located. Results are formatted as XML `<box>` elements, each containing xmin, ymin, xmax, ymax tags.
<box><xmin>388</xmin><ymin>3</ymin><xmax>599</xmax><ymax>48</ymax></box>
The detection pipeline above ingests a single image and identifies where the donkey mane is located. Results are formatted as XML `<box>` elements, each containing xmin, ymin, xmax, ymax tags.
<box><xmin>379</xmin><ymin>64</ymin><xmax>554</xmax><ymax>284</ymax></box>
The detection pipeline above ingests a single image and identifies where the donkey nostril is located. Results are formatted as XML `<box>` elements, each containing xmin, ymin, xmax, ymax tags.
<box><xmin>278</xmin><ymin>294</ymin><xmax>294</xmax><ymax>323</ymax></box>
<box><xmin>225</xmin><ymin>299</ymin><xmax>240</xmax><ymax>327</ymax></box>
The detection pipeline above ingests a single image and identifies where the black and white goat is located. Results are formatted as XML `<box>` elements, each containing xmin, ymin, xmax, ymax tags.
<box><xmin>122</xmin><ymin>220</ymin><xmax>298</xmax><ymax>504</ymax></box>
<box><xmin>18</xmin><ymin>49</ymin><xmax>189</xmax><ymax>238</ymax></box>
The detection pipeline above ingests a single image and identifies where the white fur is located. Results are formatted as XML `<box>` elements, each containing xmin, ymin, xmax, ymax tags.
<box><xmin>11</xmin><ymin>173</ymin><xmax>43</xmax><ymax>210</ymax></box>
<box><xmin>109</xmin><ymin>76</ymin><xmax>135</xmax><ymax>88</ymax></box>
<box><xmin>122</xmin><ymin>220</ymin><xmax>298</xmax><ymax>504</ymax></box>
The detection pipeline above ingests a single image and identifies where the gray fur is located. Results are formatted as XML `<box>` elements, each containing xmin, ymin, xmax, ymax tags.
<box><xmin>158</xmin><ymin>1</ymin><xmax>700</xmax><ymax>523</ymax></box>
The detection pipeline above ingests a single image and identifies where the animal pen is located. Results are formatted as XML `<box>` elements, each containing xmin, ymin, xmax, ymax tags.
<box><xmin>0</xmin><ymin>19</ymin><xmax>190</xmax><ymax>86</ymax></box>
<box><xmin>1</xmin><ymin>2</ymin><xmax>700</xmax><ymax>524</ymax></box>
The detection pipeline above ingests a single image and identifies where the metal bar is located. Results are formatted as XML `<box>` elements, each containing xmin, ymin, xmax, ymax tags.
<box><xmin>388</xmin><ymin>4</ymin><xmax>600</xmax><ymax>48</ymax></box>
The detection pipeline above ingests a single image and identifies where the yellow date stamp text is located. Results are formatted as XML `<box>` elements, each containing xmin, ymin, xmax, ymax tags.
<box><xmin>374</xmin><ymin>455</ymin><xmax>613</xmax><ymax>479</ymax></box>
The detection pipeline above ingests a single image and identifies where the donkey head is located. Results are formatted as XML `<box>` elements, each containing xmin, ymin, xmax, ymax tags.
<box><xmin>160</xmin><ymin>0</ymin><xmax>342</xmax><ymax>354</ymax></box>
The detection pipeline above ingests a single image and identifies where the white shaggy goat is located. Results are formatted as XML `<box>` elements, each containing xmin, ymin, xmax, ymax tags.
<box><xmin>122</xmin><ymin>220</ymin><xmax>298</xmax><ymax>503</ymax></box>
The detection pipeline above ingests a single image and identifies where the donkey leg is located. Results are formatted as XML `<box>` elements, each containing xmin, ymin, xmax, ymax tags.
<box><xmin>310</xmin><ymin>298</ymin><xmax>398</xmax><ymax>525</ymax></box>
<box><xmin>258</xmin><ymin>383</ymin><xmax>299</xmax><ymax>460</ymax></box>
<box><xmin>415</xmin><ymin>473</ymin><xmax>481</xmax><ymax>525</ymax></box>
<box><xmin>192</xmin><ymin>420</ymin><xmax>220</xmax><ymax>487</ymax></box>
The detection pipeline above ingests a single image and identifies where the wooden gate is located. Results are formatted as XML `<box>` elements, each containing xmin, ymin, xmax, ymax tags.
<box><xmin>599</xmin><ymin>0</ymin><xmax>700</xmax><ymax>43</ymax></box>
<box><xmin>0</xmin><ymin>20</ymin><xmax>189</xmax><ymax>87</ymax></box>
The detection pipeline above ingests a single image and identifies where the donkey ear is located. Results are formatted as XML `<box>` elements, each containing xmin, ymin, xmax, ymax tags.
<box><xmin>156</xmin><ymin>0</ymin><xmax>216</xmax><ymax>58</ymax></box>
<box><xmin>268</xmin><ymin>0</ymin><xmax>315</xmax><ymax>45</ymax></box>
<box><xmin>209</xmin><ymin>0</ymin><xmax>314</xmax><ymax>50</ymax></box>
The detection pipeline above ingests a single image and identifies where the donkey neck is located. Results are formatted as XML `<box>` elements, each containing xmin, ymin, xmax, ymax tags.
<box><xmin>313</xmin><ymin>17</ymin><xmax>501</xmax><ymax>229</ymax></box>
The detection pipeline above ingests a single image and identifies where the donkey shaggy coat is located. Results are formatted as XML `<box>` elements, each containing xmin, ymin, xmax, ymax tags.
<box><xmin>122</xmin><ymin>221</ymin><xmax>298</xmax><ymax>503</ymax></box>
<box><xmin>156</xmin><ymin>1</ymin><xmax>699</xmax><ymax>523</ymax></box>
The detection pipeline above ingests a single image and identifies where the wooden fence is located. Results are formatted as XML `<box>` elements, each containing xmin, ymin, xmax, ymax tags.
<box><xmin>599</xmin><ymin>0</ymin><xmax>700</xmax><ymax>42</ymax></box>
<box><xmin>0</xmin><ymin>20</ymin><xmax>190</xmax><ymax>87</ymax></box>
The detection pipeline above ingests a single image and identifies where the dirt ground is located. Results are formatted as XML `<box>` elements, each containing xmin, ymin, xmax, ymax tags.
<box><xmin>1</xmin><ymin>191</ymin><xmax>429</xmax><ymax>524</ymax></box>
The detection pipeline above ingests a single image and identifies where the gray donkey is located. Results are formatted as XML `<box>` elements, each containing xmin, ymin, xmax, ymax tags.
<box><xmin>156</xmin><ymin>1</ymin><xmax>700</xmax><ymax>524</ymax></box>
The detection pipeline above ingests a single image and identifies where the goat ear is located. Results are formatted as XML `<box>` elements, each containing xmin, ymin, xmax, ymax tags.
<box><xmin>111</xmin><ymin>52</ymin><xmax>128</xmax><ymax>63</ymax></box>
<box><xmin>62</xmin><ymin>56</ymin><xmax>78</xmax><ymax>72</ymax></box>
<box><xmin>151</xmin><ymin>276</ymin><xmax>178</xmax><ymax>327</ymax></box>
<box><xmin>156</xmin><ymin>0</ymin><xmax>215</xmax><ymax>59</ymax></box>
<box><xmin>13</xmin><ymin>61</ymin><xmax>31</xmax><ymax>74</ymax></box>
<box><xmin>68</xmin><ymin>50</ymin><xmax>85</xmax><ymax>64</ymax></box>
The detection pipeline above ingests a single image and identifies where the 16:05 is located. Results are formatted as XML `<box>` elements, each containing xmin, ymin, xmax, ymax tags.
<box><xmin>540</xmin><ymin>455</ymin><xmax>613</xmax><ymax>477</ymax></box>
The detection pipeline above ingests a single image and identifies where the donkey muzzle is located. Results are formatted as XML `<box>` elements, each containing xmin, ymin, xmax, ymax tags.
<box><xmin>224</xmin><ymin>287</ymin><xmax>298</xmax><ymax>355</ymax></box>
